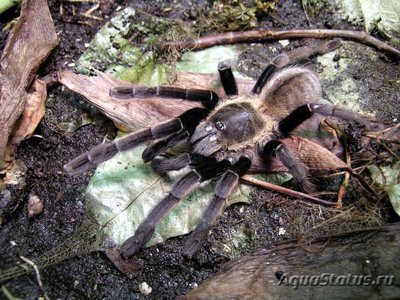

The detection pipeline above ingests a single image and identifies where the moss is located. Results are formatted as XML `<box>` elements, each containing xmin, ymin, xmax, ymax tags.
<box><xmin>197</xmin><ymin>0</ymin><xmax>277</xmax><ymax>32</ymax></box>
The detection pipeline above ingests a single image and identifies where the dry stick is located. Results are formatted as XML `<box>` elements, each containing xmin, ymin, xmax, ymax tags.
<box><xmin>19</xmin><ymin>256</ymin><xmax>50</xmax><ymax>300</ymax></box>
<box><xmin>325</xmin><ymin>119</ymin><xmax>350</xmax><ymax>209</ymax></box>
<box><xmin>337</xmin><ymin>170</ymin><xmax>350</xmax><ymax>209</ymax></box>
<box><xmin>157</xmin><ymin>29</ymin><xmax>400</xmax><ymax>59</ymax></box>
<box><xmin>241</xmin><ymin>175</ymin><xmax>336</xmax><ymax>207</ymax></box>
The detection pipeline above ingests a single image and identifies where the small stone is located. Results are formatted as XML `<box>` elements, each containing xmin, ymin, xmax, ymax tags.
<box><xmin>28</xmin><ymin>194</ymin><xmax>44</xmax><ymax>218</ymax></box>
<box><xmin>278</xmin><ymin>39</ymin><xmax>290</xmax><ymax>47</ymax></box>
<box><xmin>139</xmin><ymin>282</ymin><xmax>152</xmax><ymax>295</ymax></box>
<box><xmin>278</xmin><ymin>227</ymin><xmax>286</xmax><ymax>236</ymax></box>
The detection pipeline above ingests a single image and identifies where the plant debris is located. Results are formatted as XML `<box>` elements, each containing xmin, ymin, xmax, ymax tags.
<box><xmin>0</xmin><ymin>0</ymin><xmax>57</xmax><ymax>170</ymax></box>
<box><xmin>9</xmin><ymin>78</ymin><xmax>47</xmax><ymax>147</ymax></box>
<box><xmin>27</xmin><ymin>193</ymin><xmax>44</xmax><ymax>219</ymax></box>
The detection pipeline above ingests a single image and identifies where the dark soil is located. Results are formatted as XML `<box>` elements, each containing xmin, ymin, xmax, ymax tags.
<box><xmin>0</xmin><ymin>1</ymin><xmax>398</xmax><ymax>299</ymax></box>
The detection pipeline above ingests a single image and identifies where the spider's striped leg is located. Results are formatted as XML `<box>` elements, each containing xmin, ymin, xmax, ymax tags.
<box><xmin>64</xmin><ymin>107</ymin><xmax>208</xmax><ymax>175</ymax></box>
<box><xmin>141</xmin><ymin>131</ymin><xmax>188</xmax><ymax>163</ymax></box>
<box><xmin>141</xmin><ymin>107</ymin><xmax>212</xmax><ymax>163</ymax></box>
<box><xmin>183</xmin><ymin>156</ymin><xmax>251</xmax><ymax>258</ymax></box>
<box><xmin>218</xmin><ymin>60</ymin><xmax>238</xmax><ymax>96</ymax></box>
<box><xmin>263</xmin><ymin>140</ymin><xmax>315</xmax><ymax>193</ymax></box>
<box><xmin>151</xmin><ymin>153</ymin><xmax>217</xmax><ymax>173</ymax></box>
<box><xmin>278</xmin><ymin>103</ymin><xmax>367</xmax><ymax>136</ymax></box>
<box><xmin>120</xmin><ymin>159</ymin><xmax>232</xmax><ymax>258</ymax></box>
<box><xmin>139</xmin><ymin>90</ymin><xmax>220</xmax><ymax>163</ymax></box>
<box><xmin>110</xmin><ymin>86</ymin><xmax>219</xmax><ymax>110</ymax></box>
<box><xmin>252</xmin><ymin>39</ymin><xmax>342</xmax><ymax>94</ymax></box>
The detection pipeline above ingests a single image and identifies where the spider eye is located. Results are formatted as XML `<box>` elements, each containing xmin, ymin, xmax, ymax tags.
<box><xmin>215</xmin><ymin>121</ymin><xmax>225</xmax><ymax>131</ymax></box>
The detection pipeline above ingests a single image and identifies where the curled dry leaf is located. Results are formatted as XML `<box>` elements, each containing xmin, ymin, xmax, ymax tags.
<box><xmin>0</xmin><ymin>0</ymin><xmax>57</xmax><ymax>169</ymax></box>
<box><xmin>10</xmin><ymin>78</ymin><xmax>47</xmax><ymax>147</ymax></box>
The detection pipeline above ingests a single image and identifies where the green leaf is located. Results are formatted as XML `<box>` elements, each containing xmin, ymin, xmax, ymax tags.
<box><xmin>87</xmin><ymin>144</ymin><xmax>253</xmax><ymax>248</ymax></box>
<box><xmin>368</xmin><ymin>164</ymin><xmax>400</xmax><ymax>217</ymax></box>
<box><xmin>0</xmin><ymin>0</ymin><xmax>21</xmax><ymax>15</ymax></box>
<box><xmin>337</xmin><ymin>0</ymin><xmax>400</xmax><ymax>44</ymax></box>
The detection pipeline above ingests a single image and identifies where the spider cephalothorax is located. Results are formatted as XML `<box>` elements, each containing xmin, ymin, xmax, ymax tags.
<box><xmin>64</xmin><ymin>38</ymin><xmax>377</xmax><ymax>258</ymax></box>
<box><xmin>191</xmin><ymin>100</ymin><xmax>270</xmax><ymax>155</ymax></box>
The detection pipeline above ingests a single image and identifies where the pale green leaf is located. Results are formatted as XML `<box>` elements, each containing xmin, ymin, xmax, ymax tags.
<box><xmin>336</xmin><ymin>0</ymin><xmax>400</xmax><ymax>44</ymax></box>
<box><xmin>368</xmin><ymin>164</ymin><xmax>400</xmax><ymax>217</ymax></box>
<box><xmin>87</xmin><ymin>144</ymin><xmax>253</xmax><ymax>248</ymax></box>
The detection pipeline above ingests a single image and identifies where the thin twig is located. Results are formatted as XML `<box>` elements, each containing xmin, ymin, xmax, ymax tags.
<box><xmin>157</xmin><ymin>29</ymin><xmax>400</xmax><ymax>59</ymax></box>
<box><xmin>241</xmin><ymin>175</ymin><xmax>336</xmax><ymax>206</ymax></box>
<box><xmin>365</xmin><ymin>124</ymin><xmax>400</xmax><ymax>145</ymax></box>
<box><xmin>337</xmin><ymin>172</ymin><xmax>350</xmax><ymax>209</ymax></box>
<box><xmin>19</xmin><ymin>256</ymin><xmax>50</xmax><ymax>300</ymax></box>
<box><xmin>82</xmin><ymin>3</ymin><xmax>102</xmax><ymax>21</ymax></box>
<box><xmin>327</xmin><ymin>120</ymin><xmax>351</xmax><ymax>208</ymax></box>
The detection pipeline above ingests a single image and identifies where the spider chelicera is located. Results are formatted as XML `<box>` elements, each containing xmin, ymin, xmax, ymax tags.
<box><xmin>64</xmin><ymin>38</ymin><xmax>376</xmax><ymax>258</ymax></box>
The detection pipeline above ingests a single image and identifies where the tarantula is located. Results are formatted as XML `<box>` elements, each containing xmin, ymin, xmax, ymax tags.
<box><xmin>64</xmin><ymin>39</ymin><xmax>375</xmax><ymax>258</ymax></box>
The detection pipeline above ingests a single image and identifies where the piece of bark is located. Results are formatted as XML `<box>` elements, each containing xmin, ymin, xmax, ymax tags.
<box><xmin>183</xmin><ymin>223</ymin><xmax>400</xmax><ymax>299</ymax></box>
<box><xmin>105</xmin><ymin>248</ymin><xmax>142</xmax><ymax>278</ymax></box>
<box><xmin>0</xmin><ymin>0</ymin><xmax>57</xmax><ymax>169</ymax></box>
<box><xmin>10</xmin><ymin>78</ymin><xmax>47</xmax><ymax>147</ymax></box>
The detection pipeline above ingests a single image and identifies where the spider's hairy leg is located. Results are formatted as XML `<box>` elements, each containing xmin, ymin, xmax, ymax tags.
<box><xmin>152</xmin><ymin>153</ymin><xmax>217</xmax><ymax>173</ymax></box>
<box><xmin>141</xmin><ymin>108</ymin><xmax>210</xmax><ymax>162</ymax></box>
<box><xmin>252</xmin><ymin>38</ymin><xmax>342</xmax><ymax>94</ymax></box>
<box><xmin>110</xmin><ymin>86</ymin><xmax>219</xmax><ymax>109</ymax></box>
<box><xmin>183</xmin><ymin>156</ymin><xmax>251</xmax><ymax>258</ymax></box>
<box><xmin>141</xmin><ymin>131</ymin><xmax>188</xmax><ymax>163</ymax></box>
<box><xmin>218</xmin><ymin>60</ymin><xmax>238</xmax><ymax>96</ymax></box>
<box><xmin>120</xmin><ymin>159</ymin><xmax>232</xmax><ymax>258</ymax></box>
<box><xmin>263</xmin><ymin>140</ymin><xmax>315</xmax><ymax>192</ymax></box>
<box><xmin>278</xmin><ymin>103</ymin><xmax>366</xmax><ymax>136</ymax></box>
<box><xmin>64</xmin><ymin>107</ymin><xmax>207</xmax><ymax>175</ymax></box>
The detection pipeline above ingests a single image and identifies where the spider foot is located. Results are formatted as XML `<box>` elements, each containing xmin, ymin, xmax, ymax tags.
<box><xmin>184</xmin><ymin>157</ymin><xmax>251</xmax><ymax>257</ymax></box>
<box><xmin>64</xmin><ymin>128</ymin><xmax>152</xmax><ymax>175</ymax></box>
<box><xmin>183</xmin><ymin>221</ymin><xmax>213</xmax><ymax>258</ymax></box>
<box><xmin>120</xmin><ymin>171</ymin><xmax>203</xmax><ymax>258</ymax></box>
<box><xmin>120</xmin><ymin>224</ymin><xmax>156</xmax><ymax>258</ymax></box>
<box><xmin>263</xmin><ymin>140</ymin><xmax>315</xmax><ymax>193</ymax></box>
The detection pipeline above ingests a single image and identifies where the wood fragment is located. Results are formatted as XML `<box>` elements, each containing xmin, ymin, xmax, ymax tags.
<box><xmin>183</xmin><ymin>223</ymin><xmax>400</xmax><ymax>299</ymax></box>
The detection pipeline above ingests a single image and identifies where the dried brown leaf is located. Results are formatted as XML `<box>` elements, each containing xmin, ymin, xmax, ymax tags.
<box><xmin>10</xmin><ymin>78</ymin><xmax>47</xmax><ymax>147</ymax></box>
